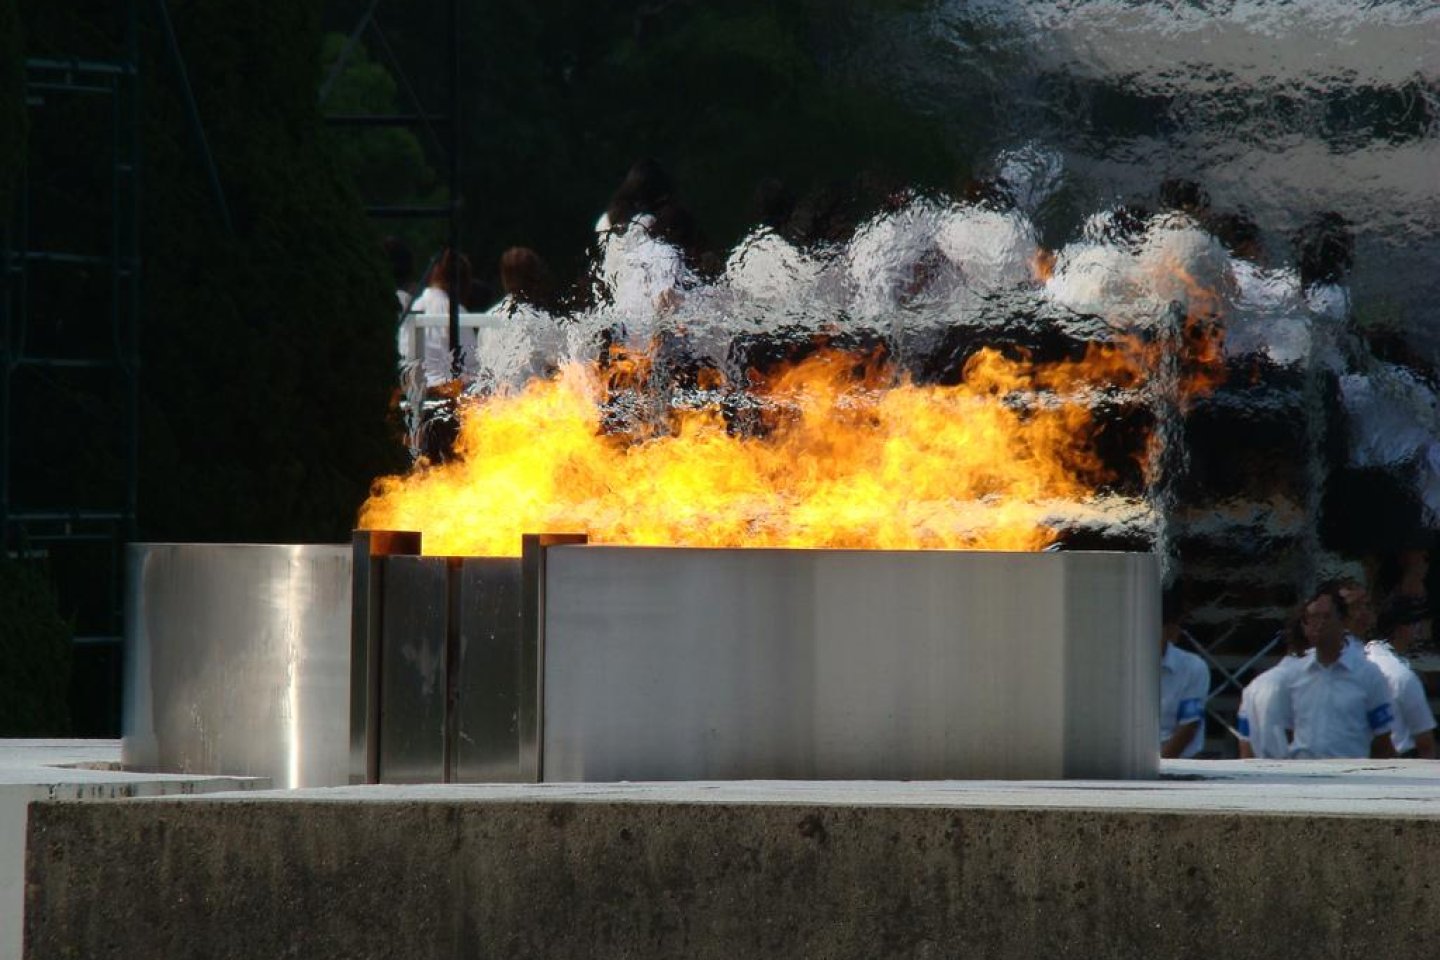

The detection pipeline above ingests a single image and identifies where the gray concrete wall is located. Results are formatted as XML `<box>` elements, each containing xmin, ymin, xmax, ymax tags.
<box><xmin>23</xmin><ymin>795</ymin><xmax>1440</xmax><ymax>960</ymax></box>
<box><xmin>0</xmin><ymin>740</ymin><xmax>264</xmax><ymax>960</ymax></box>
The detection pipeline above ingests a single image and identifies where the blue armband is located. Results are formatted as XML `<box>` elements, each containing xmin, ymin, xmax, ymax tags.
<box><xmin>1236</xmin><ymin>715</ymin><xmax>1251</xmax><ymax>738</ymax></box>
<box><xmin>1177</xmin><ymin>698</ymin><xmax>1204</xmax><ymax>723</ymax></box>
<box><xmin>1368</xmin><ymin>703</ymin><xmax>1394</xmax><ymax>731</ymax></box>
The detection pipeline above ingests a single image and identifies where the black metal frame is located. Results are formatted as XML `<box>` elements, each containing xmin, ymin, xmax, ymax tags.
<box><xmin>2</xmin><ymin>11</ymin><xmax>142</xmax><ymax>737</ymax></box>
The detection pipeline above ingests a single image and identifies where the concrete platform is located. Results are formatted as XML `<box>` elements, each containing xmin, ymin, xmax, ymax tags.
<box><xmin>23</xmin><ymin>760</ymin><xmax>1440</xmax><ymax>960</ymax></box>
<box><xmin>1</xmin><ymin>741</ymin><xmax>266</xmax><ymax>960</ymax></box>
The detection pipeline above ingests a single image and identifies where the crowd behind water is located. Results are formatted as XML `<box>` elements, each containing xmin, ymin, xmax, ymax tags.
<box><xmin>387</xmin><ymin>155</ymin><xmax>1440</xmax><ymax>760</ymax></box>
<box><xmin>1164</xmin><ymin>577</ymin><xmax>1436</xmax><ymax>762</ymax></box>
<box><xmin>388</xmin><ymin>153</ymin><xmax>1440</xmax><ymax>512</ymax></box>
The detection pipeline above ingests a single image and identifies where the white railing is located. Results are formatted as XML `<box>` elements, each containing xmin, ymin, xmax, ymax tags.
<box><xmin>398</xmin><ymin>311</ymin><xmax>511</xmax><ymax>369</ymax></box>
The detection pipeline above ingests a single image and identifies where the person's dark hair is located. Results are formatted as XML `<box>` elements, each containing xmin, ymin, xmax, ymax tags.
<box><xmin>499</xmin><ymin>246</ymin><xmax>557</xmax><ymax>311</ymax></box>
<box><xmin>1158</xmin><ymin>178</ymin><xmax>1209</xmax><ymax>216</ymax></box>
<box><xmin>1161</xmin><ymin>583</ymin><xmax>1185</xmax><ymax>628</ymax></box>
<box><xmin>960</xmin><ymin>176</ymin><xmax>1014</xmax><ymax>210</ymax></box>
<box><xmin>788</xmin><ymin>181</ymin><xmax>853</xmax><ymax>247</ymax></box>
<box><xmin>753</xmin><ymin>177</ymin><xmax>795</xmax><ymax>231</ymax></box>
<box><xmin>382</xmin><ymin>235</ymin><xmax>414</xmax><ymax>287</ymax></box>
<box><xmin>426</xmin><ymin>248</ymin><xmax>473</xmax><ymax>297</ymax></box>
<box><xmin>606</xmin><ymin>158</ymin><xmax>673</xmax><ymax>229</ymax></box>
<box><xmin>1378</xmin><ymin>594</ymin><xmax>1430</xmax><ymax>636</ymax></box>
<box><xmin>860</xmin><ymin>170</ymin><xmax>910</xmax><ymax>215</ymax></box>
<box><xmin>1310</xmin><ymin>580</ymin><xmax>1352</xmax><ymax>620</ymax></box>
<box><xmin>651</xmin><ymin>201</ymin><xmax>706</xmax><ymax>269</ymax></box>
<box><xmin>1294</xmin><ymin>212</ymin><xmax>1354</xmax><ymax>291</ymax></box>
<box><xmin>1208</xmin><ymin>210</ymin><xmax>1262</xmax><ymax>260</ymax></box>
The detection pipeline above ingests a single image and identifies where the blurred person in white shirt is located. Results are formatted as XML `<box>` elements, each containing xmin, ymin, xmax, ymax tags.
<box><xmin>401</xmin><ymin>248</ymin><xmax>476</xmax><ymax>387</ymax></box>
<box><xmin>1274</xmin><ymin>584</ymin><xmax>1395</xmax><ymax>759</ymax></box>
<box><xmin>1237</xmin><ymin>618</ymin><xmax>1308</xmax><ymax>759</ymax></box>
<box><xmin>726</xmin><ymin>178</ymin><xmax>821</xmax><ymax>305</ymax></box>
<box><xmin>1366</xmin><ymin>595</ymin><xmax>1437</xmax><ymax>758</ymax></box>
<box><xmin>1159</xmin><ymin>589</ymin><xmax>1210</xmax><ymax>759</ymax></box>
<box><xmin>476</xmin><ymin>247</ymin><xmax>563</xmax><ymax>392</ymax></box>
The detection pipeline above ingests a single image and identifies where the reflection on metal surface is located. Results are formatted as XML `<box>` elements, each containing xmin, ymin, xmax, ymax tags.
<box><xmin>520</xmin><ymin>534</ymin><xmax>588</xmax><ymax>782</ymax></box>
<box><xmin>454</xmin><ymin>558</ymin><xmax>524</xmax><ymax>782</ymax></box>
<box><xmin>377</xmin><ymin>556</ymin><xmax>449</xmax><ymax>784</ymax></box>
<box><xmin>122</xmin><ymin>543</ymin><xmax>352</xmax><ymax>788</ymax></box>
<box><xmin>350</xmin><ymin>531</ymin><xmax>421</xmax><ymax>784</ymax></box>
<box><xmin>355</xmin><ymin>552</ymin><xmax>530</xmax><ymax>784</ymax></box>
<box><xmin>541</xmin><ymin>546</ymin><xmax>1159</xmax><ymax>781</ymax></box>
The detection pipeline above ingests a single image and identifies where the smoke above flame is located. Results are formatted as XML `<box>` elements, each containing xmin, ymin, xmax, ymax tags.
<box><xmin>359</xmin><ymin>333</ymin><xmax>1212</xmax><ymax>558</ymax></box>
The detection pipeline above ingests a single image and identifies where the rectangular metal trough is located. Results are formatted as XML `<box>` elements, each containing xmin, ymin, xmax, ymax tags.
<box><xmin>353</xmin><ymin>535</ymin><xmax>1160</xmax><ymax>782</ymax></box>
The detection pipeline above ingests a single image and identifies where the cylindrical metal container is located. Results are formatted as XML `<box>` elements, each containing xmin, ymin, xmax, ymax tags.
<box><xmin>123</xmin><ymin>544</ymin><xmax>352</xmax><ymax>788</ymax></box>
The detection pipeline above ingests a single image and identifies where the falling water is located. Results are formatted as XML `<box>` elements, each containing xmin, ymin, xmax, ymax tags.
<box><xmin>395</xmin><ymin>0</ymin><xmax>1437</xmax><ymax>638</ymax></box>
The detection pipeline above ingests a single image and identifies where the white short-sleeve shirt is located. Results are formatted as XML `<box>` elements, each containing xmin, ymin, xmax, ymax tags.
<box><xmin>1160</xmin><ymin>642</ymin><xmax>1210</xmax><ymax>758</ymax></box>
<box><xmin>1237</xmin><ymin>655</ymin><xmax>1304</xmax><ymax>759</ymax></box>
<box><xmin>1366</xmin><ymin>640</ymin><xmax>1436</xmax><ymax>754</ymax></box>
<box><xmin>1275</xmin><ymin>644</ymin><xmax>1394</xmax><ymax>758</ymax></box>
<box><xmin>401</xmin><ymin>287</ymin><xmax>477</xmax><ymax>387</ymax></box>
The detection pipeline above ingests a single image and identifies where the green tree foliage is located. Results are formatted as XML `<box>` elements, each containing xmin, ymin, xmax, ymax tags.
<box><xmin>0</xmin><ymin>558</ymin><xmax>71</xmax><ymax>736</ymax></box>
<box><xmin>319</xmin><ymin>32</ymin><xmax>447</xmax><ymax>266</ymax></box>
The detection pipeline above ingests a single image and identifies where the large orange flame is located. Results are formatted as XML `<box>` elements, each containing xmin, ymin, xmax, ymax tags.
<box><xmin>360</xmin><ymin>333</ymin><xmax>1214</xmax><ymax>557</ymax></box>
<box><xmin>364</xmin><ymin>224</ymin><xmax>1233</xmax><ymax>558</ymax></box>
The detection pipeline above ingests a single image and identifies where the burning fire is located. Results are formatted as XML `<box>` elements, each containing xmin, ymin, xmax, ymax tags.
<box><xmin>363</xmin><ymin>212</ymin><xmax>1237</xmax><ymax>559</ymax></box>
<box><xmin>359</xmin><ymin>330</ymin><xmax>1217</xmax><ymax>557</ymax></box>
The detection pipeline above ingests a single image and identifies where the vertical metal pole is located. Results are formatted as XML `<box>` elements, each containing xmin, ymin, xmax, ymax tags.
<box><xmin>123</xmin><ymin>0</ymin><xmax>141</xmax><ymax>546</ymax></box>
<box><xmin>113</xmin><ymin>0</ymin><xmax>142</xmax><ymax>733</ymax></box>
<box><xmin>0</xmin><ymin>248</ymin><xmax>9</xmax><ymax>551</ymax></box>
<box><xmin>1</xmin><ymin>143</ymin><xmax>27</xmax><ymax>550</ymax></box>
<box><xmin>446</xmin><ymin>0</ymin><xmax>461</xmax><ymax>378</ymax></box>
<box><xmin>317</xmin><ymin>0</ymin><xmax>384</xmax><ymax>108</ymax></box>
<box><xmin>153</xmin><ymin>0</ymin><xmax>232</xmax><ymax>235</ymax></box>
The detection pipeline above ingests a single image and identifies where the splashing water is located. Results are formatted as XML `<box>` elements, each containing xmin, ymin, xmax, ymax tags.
<box><xmin>365</xmin><ymin>178</ymin><xmax>1248</xmax><ymax>560</ymax></box>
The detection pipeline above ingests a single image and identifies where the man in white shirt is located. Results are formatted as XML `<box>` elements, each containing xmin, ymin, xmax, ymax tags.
<box><xmin>1236</xmin><ymin>622</ymin><xmax>1307</xmax><ymax>759</ymax></box>
<box><xmin>1159</xmin><ymin>592</ymin><xmax>1210</xmax><ymax>759</ymax></box>
<box><xmin>1275</xmin><ymin>585</ymin><xmax>1396</xmax><ymax>759</ymax></box>
<box><xmin>1366</xmin><ymin>595</ymin><xmax>1437</xmax><ymax>758</ymax></box>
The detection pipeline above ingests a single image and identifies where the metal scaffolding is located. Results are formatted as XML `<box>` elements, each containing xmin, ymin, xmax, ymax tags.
<box><xmin>1</xmin><ymin>1</ymin><xmax>463</xmax><ymax>734</ymax></box>
<box><xmin>2</xmin><ymin>7</ymin><xmax>142</xmax><ymax>733</ymax></box>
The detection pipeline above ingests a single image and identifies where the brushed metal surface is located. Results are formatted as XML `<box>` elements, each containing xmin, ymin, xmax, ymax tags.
<box><xmin>122</xmin><ymin>543</ymin><xmax>352</xmax><ymax>788</ymax></box>
<box><xmin>454</xmin><ymin>558</ymin><xmax>524</xmax><ymax>782</ymax></box>
<box><xmin>377</xmin><ymin>556</ymin><xmax>449</xmax><ymax>784</ymax></box>
<box><xmin>350</xmin><ymin>531</ymin><xmax>421</xmax><ymax>784</ymax></box>
<box><xmin>541</xmin><ymin>547</ymin><xmax>1159</xmax><ymax>781</ymax></box>
<box><xmin>520</xmin><ymin>534</ymin><xmax>587</xmax><ymax>782</ymax></box>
